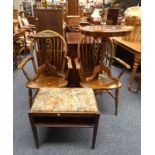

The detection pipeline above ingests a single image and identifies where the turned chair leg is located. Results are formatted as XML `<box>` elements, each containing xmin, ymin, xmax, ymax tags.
<box><xmin>28</xmin><ymin>114</ymin><xmax>39</xmax><ymax>149</ymax></box>
<box><xmin>115</xmin><ymin>89</ymin><xmax>119</xmax><ymax>116</ymax></box>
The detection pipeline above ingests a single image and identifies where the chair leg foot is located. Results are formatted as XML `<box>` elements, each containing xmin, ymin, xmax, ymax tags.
<box><xmin>115</xmin><ymin>89</ymin><xmax>119</xmax><ymax>116</ymax></box>
<box><xmin>28</xmin><ymin>114</ymin><xmax>39</xmax><ymax>149</ymax></box>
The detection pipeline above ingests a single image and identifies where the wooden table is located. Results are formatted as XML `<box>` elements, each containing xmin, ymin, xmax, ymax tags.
<box><xmin>29</xmin><ymin>88</ymin><xmax>100</xmax><ymax>149</ymax></box>
<box><xmin>80</xmin><ymin>25</ymin><xmax>135</xmax><ymax>87</ymax></box>
<box><xmin>80</xmin><ymin>25</ymin><xmax>133</xmax><ymax>38</ymax></box>
<box><xmin>80</xmin><ymin>25</ymin><xmax>133</xmax><ymax>54</ymax></box>
<box><xmin>65</xmin><ymin>26</ymin><xmax>133</xmax><ymax>87</ymax></box>
<box><xmin>113</xmin><ymin>37</ymin><xmax>141</xmax><ymax>91</ymax></box>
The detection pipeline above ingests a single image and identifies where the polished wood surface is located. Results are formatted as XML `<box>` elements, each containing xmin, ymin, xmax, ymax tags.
<box><xmin>18</xmin><ymin>30</ymin><xmax>72</xmax><ymax>88</ymax></box>
<box><xmin>18</xmin><ymin>30</ymin><xmax>72</xmax><ymax>109</ymax></box>
<box><xmin>18</xmin><ymin>30</ymin><xmax>73</xmax><ymax>107</ymax></box>
<box><xmin>75</xmin><ymin>36</ymin><xmax>130</xmax><ymax>115</ymax></box>
<box><xmin>68</xmin><ymin>0</ymin><xmax>78</xmax><ymax>15</ymax></box>
<box><xmin>65</xmin><ymin>15</ymin><xmax>81</xmax><ymax>35</ymax></box>
<box><xmin>33</xmin><ymin>9</ymin><xmax>63</xmax><ymax>35</ymax></box>
<box><xmin>66</xmin><ymin>15</ymin><xmax>80</xmax><ymax>27</ymax></box>
<box><xmin>80</xmin><ymin>24</ymin><xmax>136</xmax><ymax>94</ymax></box>
<box><xmin>114</xmin><ymin>37</ymin><xmax>141</xmax><ymax>53</ymax></box>
<box><xmin>113</xmin><ymin>37</ymin><xmax>141</xmax><ymax>91</ymax></box>
<box><xmin>80</xmin><ymin>25</ymin><xmax>134</xmax><ymax>37</ymax></box>
<box><xmin>66</xmin><ymin>32</ymin><xmax>84</xmax><ymax>44</ymax></box>
<box><xmin>66</xmin><ymin>32</ymin><xmax>84</xmax><ymax>86</ymax></box>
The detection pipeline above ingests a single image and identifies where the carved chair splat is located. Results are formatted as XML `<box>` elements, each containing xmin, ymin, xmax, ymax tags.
<box><xmin>75</xmin><ymin>35</ymin><xmax>130</xmax><ymax>115</ymax></box>
<box><xmin>18</xmin><ymin>30</ymin><xmax>73</xmax><ymax>107</ymax></box>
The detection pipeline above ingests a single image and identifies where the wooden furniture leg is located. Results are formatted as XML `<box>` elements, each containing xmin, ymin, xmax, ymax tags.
<box><xmin>115</xmin><ymin>89</ymin><xmax>119</xmax><ymax>116</ymax></box>
<box><xmin>29</xmin><ymin>89</ymin><xmax>33</xmax><ymax>108</ymax></box>
<box><xmin>92</xmin><ymin>115</ymin><xmax>99</xmax><ymax>149</ymax></box>
<box><xmin>28</xmin><ymin>114</ymin><xmax>39</xmax><ymax>149</ymax></box>
<box><xmin>128</xmin><ymin>57</ymin><xmax>140</xmax><ymax>91</ymax></box>
<box><xmin>23</xmin><ymin>33</ymin><xmax>28</xmax><ymax>55</ymax></box>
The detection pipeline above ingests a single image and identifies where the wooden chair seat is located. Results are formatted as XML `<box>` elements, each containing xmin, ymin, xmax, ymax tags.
<box><xmin>26</xmin><ymin>74</ymin><xmax>68</xmax><ymax>89</ymax></box>
<box><xmin>80</xmin><ymin>77</ymin><xmax>121</xmax><ymax>90</ymax></box>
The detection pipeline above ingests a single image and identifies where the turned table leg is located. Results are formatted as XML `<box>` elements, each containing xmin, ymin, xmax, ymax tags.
<box><xmin>128</xmin><ymin>57</ymin><xmax>140</xmax><ymax>91</ymax></box>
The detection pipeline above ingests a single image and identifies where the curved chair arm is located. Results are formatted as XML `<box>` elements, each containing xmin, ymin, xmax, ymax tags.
<box><xmin>74</xmin><ymin>57</ymin><xmax>81</xmax><ymax>70</ymax></box>
<box><xmin>65</xmin><ymin>56</ymin><xmax>73</xmax><ymax>69</ymax></box>
<box><xmin>74</xmin><ymin>57</ymin><xmax>86</xmax><ymax>81</ymax></box>
<box><xmin>18</xmin><ymin>55</ymin><xmax>37</xmax><ymax>81</ymax></box>
<box><xmin>18</xmin><ymin>55</ymin><xmax>33</xmax><ymax>69</ymax></box>
<box><xmin>111</xmin><ymin>56</ymin><xmax>131</xmax><ymax>69</ymax></box>
<box><xmin>111</xmin><ymin>56</ymin><xmax>131</xmax><ymax>79</ymax></box>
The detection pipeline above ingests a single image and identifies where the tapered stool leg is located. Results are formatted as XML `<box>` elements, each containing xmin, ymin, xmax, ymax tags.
<box><xmin>28</xmin><ymin>89</ymin><xmax>33</xmax><ymax>108</ymax></box>
<box><xmin>28</xmin><ymin>114</ymin><xmax>39</xmax><ymax>149</ymax></box>
<box><xmin>92</xmin><ymin>115</ymin><xmax>99</xmax><ymax>149</ymax></box>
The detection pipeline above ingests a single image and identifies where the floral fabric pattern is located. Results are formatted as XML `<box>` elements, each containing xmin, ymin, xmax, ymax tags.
<box><xmin>31</xmin><ymin>88</ymin><xmax>98</xmax><ymax>112</ymax></box>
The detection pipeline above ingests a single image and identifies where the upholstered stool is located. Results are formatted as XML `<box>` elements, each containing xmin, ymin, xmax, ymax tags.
<box><xmin>29</xmin><ymin>88</ymin><xmax>100</xmax><ymax>149</ymax></box>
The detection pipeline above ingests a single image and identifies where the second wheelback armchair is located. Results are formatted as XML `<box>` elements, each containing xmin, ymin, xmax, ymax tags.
<box><xmin>18</xmin><ymin>30</ymin><xmax>72</xmax><ymax>107</ymax></box>
<box><xmin>75</xmin><ymin>36</ymin><xmax>130</xmax><ymax>115</ymax></box>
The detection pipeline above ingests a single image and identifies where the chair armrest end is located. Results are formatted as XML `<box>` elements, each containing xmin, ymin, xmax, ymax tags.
<box><xmin>65</xmin><ymin>56</ymin><xmax>73</xmax><ymax>69</ymax></box>
<box><xmin>18</xmin><ymin>55</ymin><xmax>33</xmax><ymax>69</ymax></box>
<box><xmin>74</xmin><ymin>57</ymin><xmax>81</xmax><ymax>70</ymax></box>
<box><xmin>111</xmin><ymin>56</ymin><xmax>131</xmax><ymax>69</ymax></box>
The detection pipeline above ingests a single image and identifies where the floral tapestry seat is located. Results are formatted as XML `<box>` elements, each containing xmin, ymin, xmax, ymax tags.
<box><xmin>31</xmin><ymin>88</ymin><xmax>99</xmax><ymax>113</ymax></box>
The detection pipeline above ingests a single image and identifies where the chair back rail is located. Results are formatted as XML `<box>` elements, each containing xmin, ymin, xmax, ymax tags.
<box><xmin>77</xmin><ymin>36</ymin><xmax>114</xmax><ymax>80</ymax></box>
<box><xmin>31</xmin><ymin>30</ymin><xmax>68</xmax><ymax>74</ymax></box>
<box><xmin>18</xmin><ymin>30</ymin><xmax>72</xmax><ymax>86</ymax></box>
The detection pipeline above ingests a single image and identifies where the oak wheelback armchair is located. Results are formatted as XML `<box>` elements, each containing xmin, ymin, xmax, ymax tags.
<box><xmin>75</xmin><ymin>35</ymin><xmax>130</xmax><ymax>115</ymax></box>
<box><xmin>18</xmin><ymin>30</ymin><xmax>72</xmax><ymax>107</ymax></box>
